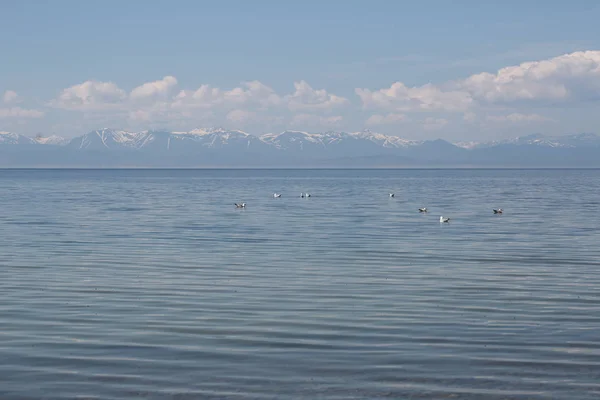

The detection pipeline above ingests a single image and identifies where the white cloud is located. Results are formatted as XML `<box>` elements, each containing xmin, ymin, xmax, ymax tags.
<box><xmin>423</xmin><ymin>117</ymin><xmax>448</xmax><ymax>130</ymax></box>
<box><xmin>128</xmin><ymin>109</ymin><xmax>152</xmax><ymax>122</ymax></box>
<box><xmin>173</xmin><ymin>80</ymin><xmax>345</xmax><ymax>114</ymax></box>
<box><xmin>52</xmin><ymin>80</ymin><xmax>127</xmax><ymax>110</ymax></box>
<box><xmin>356</xmin><ymin>51</ymin><xmax>600</xmax><ymax>118</ymax></box>
<box><xmin>55</xmin><ymin>78</ymin><xmax>348</xmax><ymax>129</ymax></box>
<box><xmin>486</xmin><ymin>113</ymin><xmax>553</xmax><ymax>123</ymax></box>
<box><xmin>225</xmin><ymin>80</ymin><xmax>282</xmax><ymax>108</ymax></box>
<box><xmin>226</xmin><ymin>109</ymin><xmax>257</xmax><ymax>123</ymax></box>
<box><xmin>356</xmin><ymin>82</ymin><xmax>472</xmax><ymax>113</ymax></box>
<box><xmin>171</xmin><ymin>86</ymin><xmax>218</xmax><ymax>110</ymax></box>
<box><xmin>0</xmin><ymin>107</ymin><xmax>45</xmax><ymax>118</ymax></box>
<box><xmin>41</xmin><ymin>51</ymin><xmax>600</xmax><ymax>135</ymax></box>
<box><xmin>463</xmin><ymin>111</ymin><xmax>477</xmax><ymax>122</ymax></box>
<box><xmin>130</xmin><ymin>75</ymin><xmax>177</xmax><ymax>101</ymax></box>
<box><xmin>51</xmin><ymin>78</ymin><xmax>348</xmax><ymax>124</ymax></box>
<box><xmin>459</xmin><ymin>51</ymin><xmax>600</xmax><ymax>103</ymax></box>
<box><xmin>3</xmin><ymin>90</ymin><xmax>19</xmax><ymax>104</ymax></box>
<box><xmin>286</xmin><ymin>81</ymin><xmax>348</xmax><ymax>111</ymax></box>
<box><xmin>225</xmin><ymin>109</ymin><xmax>284</xmax><ymax>126</ymax></box>
<box><xmin>366</xmin><ymin>113</ymin><xmax>406</xmax><ymax>125</ymax></box>
<box><xmin>291</xmin><ymin>114</ymin><xmax>343</xmax><ymax>128</ymax></box>
<box><xmin>174</xmin><ymin>80</ymin><xmax>282</xmax><ymax>110</ymax></box>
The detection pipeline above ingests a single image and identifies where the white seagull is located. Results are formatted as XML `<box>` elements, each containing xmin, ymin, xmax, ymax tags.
<box><xmin>389</xmin><ymin>193</ymin><xmax>395</xmax><ymax>198</ymax></box>
<box><xmin>419</xmin><ymin>208</ymin><xmax>428</xmax><ymax>213</ymax></box>
<box><xmin>235</xmin><ymin>203</ymin><xmax>246</xmax><ymax>208</ymax></box>
<box><xmin>440</xmin><ymin>216</ymin><xmax>450</xmax><ymax>223</ymax></box>
<box><xmin>273</xmin><ymin>193</ymin><xmax>282</xmax><ymax>198</ymax></box>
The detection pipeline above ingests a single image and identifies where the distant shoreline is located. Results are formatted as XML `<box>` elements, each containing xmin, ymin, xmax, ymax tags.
<box><xmin>1</xmin><ymin>167</ymin><xmax>599</xmax><ymax>171</ymax></box>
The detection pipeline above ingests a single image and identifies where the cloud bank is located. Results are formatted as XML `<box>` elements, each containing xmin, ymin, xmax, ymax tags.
<box><xmin>2</xmin><ymin>50</ymin><xmax>600</xmax><ymax>137</ymax></box>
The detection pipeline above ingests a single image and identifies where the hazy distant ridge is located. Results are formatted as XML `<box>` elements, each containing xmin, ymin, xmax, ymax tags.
<box><xmin>1</xmin><ymin>128</ymin><xmax>599</xmax><ymax>167</ymax></box>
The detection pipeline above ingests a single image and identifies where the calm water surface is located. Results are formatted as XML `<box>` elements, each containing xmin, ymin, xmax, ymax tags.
<box><xmin>1</xmin><ymin>169</ymin><xmax>600</xmax><ymax>399</ymax></box>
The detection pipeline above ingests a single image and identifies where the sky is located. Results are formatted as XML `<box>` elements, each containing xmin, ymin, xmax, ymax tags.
<box><xmin>1</xmin><ymin>0</ymin><xmax>600</xmax><ymax>141</ymax></box>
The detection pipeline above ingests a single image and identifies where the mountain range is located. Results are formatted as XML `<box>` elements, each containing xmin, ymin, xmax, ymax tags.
<box><xmin>1</xmin><ymin>128</ymin><xmax>600</xmax><ymax>167</ymax></box>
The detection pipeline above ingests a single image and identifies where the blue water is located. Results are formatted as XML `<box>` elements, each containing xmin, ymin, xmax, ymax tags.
<box><xmin>1</xmin><ymin>169</ymin><xmax>599</xmax><ymax>399</ymax></box>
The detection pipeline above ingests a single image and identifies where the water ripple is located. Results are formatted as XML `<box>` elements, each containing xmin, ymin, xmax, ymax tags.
<box><xmin>0</xmin><ymin>169</ymin><xmax>599</xmax><ymax>399</ymax></box>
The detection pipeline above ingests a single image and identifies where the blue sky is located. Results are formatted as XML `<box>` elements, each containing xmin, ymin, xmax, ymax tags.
<box><xmin>1</xmin><ymin>0</ymin><xmax>600</xmax><ymax>141</ymax></box>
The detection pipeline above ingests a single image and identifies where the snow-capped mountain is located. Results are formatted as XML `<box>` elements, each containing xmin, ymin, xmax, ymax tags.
<box><xmin>259</xmin><ymin>129</ymin><xmax>422</xmax><ymax>151</ymax></box>
<box><xmin>505</xmin><ymin>133</ymin><xmax>566</xmax><ymax>147</ymax></box>
<box><xmin>63</xmin><ymin>127</ymin><xmax>268</xmax><ymax>152</ymax></box>
<box><xmin>349</xmin><ymin>130</ymin><xmax>422</xmax><ymax>148</ymax></box>
<box><xmin>551</xmin><ymin>132</ymin><xmax>600</xmax><ymax>147</ymax></box>
<box><xmin>33</xmin><ymin>135</ymin><xmax>69</xmax><ymax>145</ymax></box>
<box><xmin>473</xmin><ymin>134</ymin><xmax>567</xmax><ymax>148</ymax></box>
<box><xmin>5</xmin><ymin>128</ymin><xmax>599</xmax><ymax>151</ymax></box>
<box><xmin>67</xmin><ymin>128</ymin><xmax>154</xmax><ymax>150</ymax></box>
<box><xmin>453</xmin><ymin>141</ymin><xmax>481</xmax><ymax>150</ymax></box>
<box><xmin>0</xmin><ymin>131</ymin><xmax>35</xmax><ymax>145</ymax></box>
<box><xmin>170</xmin><ymin>128</ymin><xmax>266</xmax><ymax>150</ymax></box>
<box><xmin>260</xmin><ymin>130</ymin><xmax>327</xmax><ymax>151</ymax></box>
<box><xmin>0</xmin><ymin>128</ymin><xmax>599</xmax><ymax>167</ymax></box>
<box><xmin>455</xmin><ymin>133</ymin><xmax>600</xmax><ymax>149</ymax></box>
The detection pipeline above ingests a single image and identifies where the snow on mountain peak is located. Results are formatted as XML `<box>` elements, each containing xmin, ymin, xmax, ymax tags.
<box><xmin>0</xmin><ymin>131</ymin><xmax>19</xmax><ymax>142</ymax></box>
<box><xmin>259</xmin><ymin>130</ymin><xmax>326</xmax><ymax>150</ymax></box>
<box><xmin>349</xmin><ymin>130</ymin><xmax>422</xmax><ymax>148</ymax></box>
<box><xmin>2</xmin><ymin>128</ymin><xmax>599</xmax><ymax>158</ymax></box>
<box><xmin>454</xmin><ymin>133</ymin><xmax>600</xmax><ymax>149</ymax></box>
<box><xmin>34</xmin><ymin>135</ymin><xmax>68</xmax><ymax>145</ymax></box>
<box><xmin>0</xmin><ymin>131</ymin><xmax>35</xmax><ymax>145</ymax></box>
<box><xmin>181</xmin><ymin>127</ymin><xmax>249</xmax><ymax>136</ymax></box>
<box><xmin>166</xmin><ymin>127</ymin><xmax>259</xmax><ymax>149</ymax></box>
<box><xmin>453</xmin><ymin>141</ymin><xmax>482</xmax><ymax>149</ymax></box>
<box><xmin>71</xmin><ymin>128</ymin><xmax>155</xmax><ymax>149</ymax></box>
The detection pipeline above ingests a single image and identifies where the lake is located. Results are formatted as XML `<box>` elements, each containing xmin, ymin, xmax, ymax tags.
<box><xmin>1</xmin><ymin>169</ymin><xmax>599</xmax><ymax>399</ymax></box>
